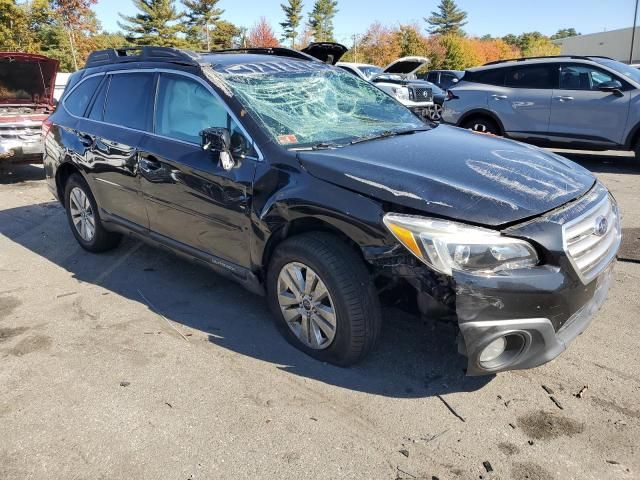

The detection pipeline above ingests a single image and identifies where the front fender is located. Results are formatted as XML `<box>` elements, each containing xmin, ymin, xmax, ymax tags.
<box><xmin>250</xmin><ymin>165</ymin><xmax>391</xmax><ymax>270</ymax></box>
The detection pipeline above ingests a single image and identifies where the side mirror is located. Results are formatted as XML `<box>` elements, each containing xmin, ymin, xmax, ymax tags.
<box><xmin>598</xmin><ymin>80</ymin><xmax>623</xmax><ymax>96</ymax></box>
<box><xmin>200</xmin><ymin>127</ymin><xmax>235</xmax><ymax>170</ymax></box>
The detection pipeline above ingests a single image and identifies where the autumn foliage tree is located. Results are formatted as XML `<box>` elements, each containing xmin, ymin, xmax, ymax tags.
<box><xmin>51</xmin><ymin>0</ymin><xmax>98</xmax><ymax>70</ymax></box>
<box><xmin>247</xmin><ymin>17</ymin><xmax>279</xmax><ymax>48</ymax></box>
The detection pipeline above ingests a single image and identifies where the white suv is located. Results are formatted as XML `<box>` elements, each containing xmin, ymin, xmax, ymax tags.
<box><xmin>442</xmin><ymin>55</ymin><xmax>640</xmax><ymax>158</ymax></box>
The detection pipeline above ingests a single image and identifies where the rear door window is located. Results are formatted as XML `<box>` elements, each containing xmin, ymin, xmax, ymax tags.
<box><xmin>103</xmin><ymin>72</ymin><xmax>155</xmax><ymax>131</ymax></box>
<box><xmin>64</xmin><ymin>76</ymin><xmax>102</xmax><ymax>117</ymax></box>
<box><xmin>427</xmin><ymin>72</ymin><xmax>439</xmax><ymax>83</ymax></box>
<box><xmin>505</xmin><ymin>65</ymin><xmax>558</xmax><ymax>89</ymax></box>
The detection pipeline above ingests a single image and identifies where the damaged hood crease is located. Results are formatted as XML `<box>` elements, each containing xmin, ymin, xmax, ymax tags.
<box><xmin>297</xmin><ymin>126</ymin><xmax>595</xmax><ymax>227</ymax></box>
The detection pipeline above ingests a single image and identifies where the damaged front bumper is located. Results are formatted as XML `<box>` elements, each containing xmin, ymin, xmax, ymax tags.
<box><xmin>456</xmin><ymin>262</ymin><xmax>614</xmax><ymax>375</ymax></box>
<box><xmin>369</xmin><ymin>182</ymin><xmax>621</xmax><ymax>376</ymax></box>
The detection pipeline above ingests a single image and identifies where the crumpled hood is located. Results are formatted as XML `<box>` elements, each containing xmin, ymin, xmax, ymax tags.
<box><xmin>298</xmin><ymin>125</ymin><xmax>595</xmax><ymax>227</ymax></box>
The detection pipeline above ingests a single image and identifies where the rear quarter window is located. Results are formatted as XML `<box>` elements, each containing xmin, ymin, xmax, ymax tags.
<box><xmin>466</xmin><ymin>68</ymin><xmax>506</xmax><ymax>86</ymax></box>
<box><xmin>103</xmin><ymin>72</ymin><xmax>155</xmax><ymax>131</ymax></box>
<box><xmin>63</xmin><ymin>76</ymin><xmax>102</xmax><ymax>117</ymax></box>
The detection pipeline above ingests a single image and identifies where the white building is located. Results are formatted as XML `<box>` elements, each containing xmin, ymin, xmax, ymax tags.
<box><xmin>553</xmin><ymin>27</ymin><xmax>640</xmax><ymax>64</ymax></box>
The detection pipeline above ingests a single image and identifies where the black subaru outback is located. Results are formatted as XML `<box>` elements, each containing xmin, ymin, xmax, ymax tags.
<box><xmin>43</xmin><ymin>46</ymin><xmax>621</xmax><ymax>375</ymax></box>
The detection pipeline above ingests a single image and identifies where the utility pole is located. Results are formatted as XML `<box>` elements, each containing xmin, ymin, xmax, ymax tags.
<box><xmin>631</xmin><ymin>0</ymin><xmax>639</xmax><ymax>63</ymax></box>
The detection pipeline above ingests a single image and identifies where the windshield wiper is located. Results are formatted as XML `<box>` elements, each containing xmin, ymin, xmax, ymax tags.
<box><xmin>350</xmin><ymin>127</ymin><xmax>430</xmax><ymax>145</ymax></box>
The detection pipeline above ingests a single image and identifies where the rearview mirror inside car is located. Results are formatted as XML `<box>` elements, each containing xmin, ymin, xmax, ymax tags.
<box><xmin>200</xmin><ymin>127</ymin><xmax>235</xmax><ymax>170</ymax></box>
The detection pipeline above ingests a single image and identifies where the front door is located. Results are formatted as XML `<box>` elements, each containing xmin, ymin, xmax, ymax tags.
<box><xmin>549</xmin><ymin>63</ymin><xmax>631</xmax><ymax>145</ymax></box>
<box><xmin>138</xmin><ymin>73</ymin><xmax>258</xmax><ymax>268</ymax></box>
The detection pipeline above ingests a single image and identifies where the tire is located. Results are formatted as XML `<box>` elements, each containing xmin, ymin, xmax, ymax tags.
<box><xmin>633</xmin><ymin>140</ymin><xmax>640</xmax><ymax>161</ymax></box>
<box><xmin>462</xmin><ymin>116</ymin><xmax>500</xmax><ymax>135</ymax></box>
<box><xmin>266</xmin><ymin>232</ymin><xmax>382</xmax><ymax>366</ymax></box>
<box><xmin>64</xmin><ymin>173</ymin><xmax>121</xmax><ymax>252</ymax></box>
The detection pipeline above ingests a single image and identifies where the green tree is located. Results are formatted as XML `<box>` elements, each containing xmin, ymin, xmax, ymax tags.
<box><xmin>551</xmin><ymin>28</ymin><xmax>579</xmax><ymax>40</ymax></box>
<box><xmin>280</xmin><ymin>0</ymin><xmax>303</xmax><ymax>47</ymax></box>
<box><xmin>209</xmin><ymin>20</ymin><xmax>241</xmax><ymax>49</ymax></box>
<box><xmin>425</xmin><ymin>0</ymin><xmax>467</xmax><ymax>36</ymax></box>
<box><xmin>0</xmin><ymin>0</ymin><xmax>35</xmax><ymax>52</ymax></box>
<box><xmin>522</xmin><ymin>37</ymin><xmax>560</xmax><ymax>57</ymax></box>
<box><xmin>182</xmin><ymin>0</ymin><xmax>223</xmax><ymax>51</ymax></box>
<box><xmin>118</xmin><ymin>0</ymin><xmax>186</xmax><ymax>47</ymax></box>
<box><xmin>396</xmin><ymin>25</ymin><xmax>427</xmax><ymax>57</ymax></box>
<box><xmin>307</xmin><ymin>0</ymin><xmax>338</xmax><ymax>42</ymax></box>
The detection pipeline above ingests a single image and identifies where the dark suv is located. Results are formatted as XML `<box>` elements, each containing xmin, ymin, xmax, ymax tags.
<box><xmin>44</xmin><ymin>46</ymin><xmax>621</xmax><ymax>375</ymax></box>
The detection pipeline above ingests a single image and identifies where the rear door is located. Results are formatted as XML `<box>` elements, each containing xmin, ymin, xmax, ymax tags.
<box><xmin>85</xmin><ymin>71</ymin><xmax>155</xmax><ymax>229</ymax></box>
<box><xmin>138</xmin><ymin>72</ymin><xmax>258</xmax><ymax>268</ymax></box>
<box><xmin>549</xmin><ymin>63</ymin><xmax>631</xmax><ymax>145</ymax></box>
<box><xmin>489</xmin><ymin>64</ymin><xmax>556</xmax><ymax>136</ymax></box>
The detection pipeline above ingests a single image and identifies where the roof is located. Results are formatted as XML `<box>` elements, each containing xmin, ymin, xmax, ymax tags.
<box><xmin>468</xmin><ymin>55</ymin><xmax>611</xmax><ymax>72</ymax></box>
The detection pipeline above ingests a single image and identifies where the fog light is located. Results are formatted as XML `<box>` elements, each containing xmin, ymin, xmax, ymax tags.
<box><xmin>479</xmin><ymin>337</ymin><xmax>507</xmax><ymax>363</ymax></box>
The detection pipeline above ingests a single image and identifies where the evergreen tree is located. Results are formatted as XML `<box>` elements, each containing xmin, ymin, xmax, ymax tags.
<box><xmin>425</xmin><ymin>0</ymin><xmax>467</xmax><ymax>36</ymax></box>
<box><xmin>307</xmin><ymin>0</ymin><xmax>338</xmax><ymax>42</ymax></box>
<box><xmin>182</xmin><ymin>0</ymin><xmax>223</xmax><ymax>51</ymax></box>
<box><xmin>280</xmin><ymin>0</ymin><xmax>303</xmax><ymax>48</ymax></box>
<box><xmin>118</xmin><ymin>0</ymin><xmax>186</xmax><ymax>47</ymax></box>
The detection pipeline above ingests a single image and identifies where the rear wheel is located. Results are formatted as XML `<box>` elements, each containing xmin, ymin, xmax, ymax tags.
<box><xmin>462</xmin><ymin>116</ymin><xmax>500</xmax><ymax>135</ymax></box>
<box><xmin>267</xmin><ymin>233</ymin><xmax>381</xmax><ymax>366</ymax></box>
<box><xmin>64</xmin><ymin>173</ymin><xmax>121</xmax><ymax>252</ymax></box>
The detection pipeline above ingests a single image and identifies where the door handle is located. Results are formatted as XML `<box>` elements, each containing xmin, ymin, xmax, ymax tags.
<box><xmin>491</xmin><ymin>94</ymin><xmax>508</xmax><ymax>100</ymax></box>
<box><xmin>554</xmin><ymin>96</ymin><xmax>574</xmax><ymax>102</ymax></box>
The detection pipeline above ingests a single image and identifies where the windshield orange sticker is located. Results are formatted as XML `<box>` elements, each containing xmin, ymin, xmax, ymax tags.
<box><xmin>277</xmin><ymin>134</ymin><xmax>298</xmax><ymax>145</ymax></box>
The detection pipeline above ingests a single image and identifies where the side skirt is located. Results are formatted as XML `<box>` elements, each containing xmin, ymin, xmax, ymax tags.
<box><xmin>101</xmin><ymin>210</ymin><xmax>265</xmax><ymax>296</ymax></box>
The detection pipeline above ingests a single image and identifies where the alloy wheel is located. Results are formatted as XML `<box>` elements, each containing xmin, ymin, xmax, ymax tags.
<box><xmin>69</xmin><ymin>186</ymin><xmax>96</xmax><ymax>242</ymax></box>
<box><xmin>277</xmin><ymin>262</ymin><xmax>337</xmax><ymax>350</ymax></box>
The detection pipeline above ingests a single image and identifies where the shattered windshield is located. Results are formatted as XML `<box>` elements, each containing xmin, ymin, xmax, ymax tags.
<box><xmin>216</xmin><ymin>61</ymin><xmax>426</xmax><ymax>148</ymax></box>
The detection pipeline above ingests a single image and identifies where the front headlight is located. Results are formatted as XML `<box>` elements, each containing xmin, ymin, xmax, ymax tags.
<box><xmin>391</xmin><ymin>86</ymin><xmax>410</xmax><ymax>101</ymax></box>
<box><xmin>383</xmin><ymin>213</ymin><xmax>538</xmax><ymax>275</ymax></box>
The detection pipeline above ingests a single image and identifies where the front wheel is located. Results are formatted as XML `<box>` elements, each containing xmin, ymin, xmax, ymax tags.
<box><xmin>267</xmin><ymin>233</ymin><xmax>382</xmax><ymax>366</ymax></box>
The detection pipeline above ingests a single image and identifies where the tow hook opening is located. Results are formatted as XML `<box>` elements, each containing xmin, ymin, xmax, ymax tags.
<box><xmin>478</xmin><ymin>333</ymin><xmax>527</xmax><ymax>370</ymax></box>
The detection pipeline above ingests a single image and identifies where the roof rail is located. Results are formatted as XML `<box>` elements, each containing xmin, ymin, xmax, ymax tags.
<box><xmin>212</xmin><ymin>47</ymin><xmax>317</xmax><ymax>62</ymax></box>
<box><xmin>483</xmin><ymin>55</ymin><xmax>614</xmax><ymax>66</ymax></box>
<box><xmin>85</xmin><ymin>46</ymin><xmax>202</xmax><ymax>68</ymax></box>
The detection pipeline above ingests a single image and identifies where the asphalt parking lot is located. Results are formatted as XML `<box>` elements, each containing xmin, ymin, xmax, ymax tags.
<box><xmin>0</xmin><ymin>151</ymin><xmax>638</xmax><ymax>480</ymax></box>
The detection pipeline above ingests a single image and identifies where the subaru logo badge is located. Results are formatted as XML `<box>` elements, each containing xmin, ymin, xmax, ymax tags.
<box><xmin>594</xmin><ymin>216</ymin><xmax>609</xmax><ymax>237</ymax></box>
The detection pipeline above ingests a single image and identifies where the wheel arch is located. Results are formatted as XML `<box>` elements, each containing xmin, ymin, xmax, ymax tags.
<box><xmin>624</xmin><ymin>120</ymin><xmax>640</xmax><ymax>149</ymax></box>
<box><xmin>55</xmin><ymin>160</ymin><xmax>84</xmax><ymax>205</ymax></box>
<box><xmin>458</xmin><ymin>109</ymin><xmax>506</xmax><ymax>136</ymax></box>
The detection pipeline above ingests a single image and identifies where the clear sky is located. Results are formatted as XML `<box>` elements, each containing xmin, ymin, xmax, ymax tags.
<box><xmin>95</xmin><ymin>0</ymin><xmax>639</xmax><ymax>44</ymax></box>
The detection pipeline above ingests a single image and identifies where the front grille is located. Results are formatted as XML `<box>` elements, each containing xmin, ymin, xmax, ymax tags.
<box><xmin>411</xmin><ymin>87</ymin><xmax>432</xmax><ymax>102</ymax></box>
<box><xmin>0</xmin><ymin>125</ymin><xmax>41</xmax><ymax>140</ymax></box>
<box><xmin>563</xmin><ymin>194</ymin><xmax>621</xmax><ymax>284</ymax></box>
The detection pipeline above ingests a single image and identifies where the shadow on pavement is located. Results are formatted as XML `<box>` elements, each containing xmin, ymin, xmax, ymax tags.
<box><xmin>0</xmin><ymin>199</ymin><xmax>492</xmax><ymax>399</ymax></box>
<box><xmin>0</xmin><ymin>163</ymin><xmax>45</xmax><ymax>184</ymax></box>
<box><xmin>551</xmin><ymin>149</ymin><xmax>638</xmax><ymax>175</ymax></box>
